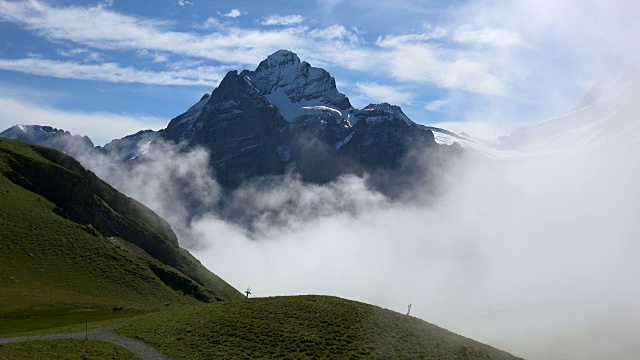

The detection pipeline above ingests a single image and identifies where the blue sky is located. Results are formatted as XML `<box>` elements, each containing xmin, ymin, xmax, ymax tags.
<box><xmin>0</xmin><ymin>0</ymin><xmax>636</xmax><ymax>145</ymax></box>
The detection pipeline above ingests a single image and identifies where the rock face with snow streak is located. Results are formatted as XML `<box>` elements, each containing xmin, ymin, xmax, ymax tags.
<box><xmin>162</xmin><ymin>50</ymin><xmax>442</xmax><ymax>188</ymax></box>
<box><xmin>241</xmin><ymin>49</ymin><xmax>352</xmax><ymax>114</ymax></box>
<box><xmin>101</xmin><ymin>129</ymin><xmax>159</xmax><ymax>162</ymax></box>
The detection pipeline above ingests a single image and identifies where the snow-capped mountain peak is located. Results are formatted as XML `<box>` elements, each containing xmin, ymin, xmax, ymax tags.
<box><xmin>240</xmin><ymin>49</ymin><xmax>352</xmax><ymax>123</ymax></box>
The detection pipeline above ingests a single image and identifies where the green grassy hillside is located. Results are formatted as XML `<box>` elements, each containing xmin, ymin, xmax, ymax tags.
<box><xmin>0</xmin><ymin>138</ymin><xmax>523</xmax><ymax>359</ymax></box>
<box><xmin>0</xmin><ymin>339</ymin><xmax>138</xmax><ymax>360</ymax></box>
<box><xmin>0</xmin><ymin>138</ymin><xmax>242</xmax><ymax>334</ymax></box>
<box><xmin>117</xmin><ymin>295</ymin><xmax>522</xmax><ymax>360</ymax></box>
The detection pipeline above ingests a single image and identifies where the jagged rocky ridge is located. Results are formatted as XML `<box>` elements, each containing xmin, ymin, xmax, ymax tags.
<box><xmin>1</xmin><ymin>50</ymin><xmax>461</xmax><ymax>193</ymax></box>
<box><xmin>0</xmin><ymin>125</ymin><xmax>95</xmax><ymax>157</ymax></box>
<box><xmin>161</xmin><ymin>50</ymin><xmax>458</xmax><ymax>188</ymax></box>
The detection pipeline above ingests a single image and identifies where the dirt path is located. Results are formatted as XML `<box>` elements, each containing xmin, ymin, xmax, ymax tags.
<box><xmin>0</xmin><ymin>328</ymin><xmax>169</xmax><ymax>360</ymax></box>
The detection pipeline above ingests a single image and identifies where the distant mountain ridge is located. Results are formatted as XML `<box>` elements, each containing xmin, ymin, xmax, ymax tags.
<box><xmin>0</xmin><ymin>124</ymin><xmax>95</xmax><ymax>157</ymax></box>
<box><xmin>1</xmin><ymin>50</ymin><xmax>460</xmax><ymax>192</ymax></box>
<box><xmin>498</xmin><ymin>67</ymin><xmax>640</xmax><ymax>153</ymax></box>
<box><xmin>2</xmin><ymin>51</ymin><xmax>636</xmax><ymax>186</ymax></box>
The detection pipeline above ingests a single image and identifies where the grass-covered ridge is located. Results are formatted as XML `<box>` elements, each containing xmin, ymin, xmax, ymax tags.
<box><xmin>117</xmin><ymin>295</ymin><xmax>523</xmax><ymax>360</ymax></box>
<box><xmin>0</xmin><ymin>339</ymin><xmax>138</xmax><ymax>360</ymax></box>
<box><xmin>0</xmin><ymin>138</ymin><xmax>242</xmax><ymax>335</ymax></box>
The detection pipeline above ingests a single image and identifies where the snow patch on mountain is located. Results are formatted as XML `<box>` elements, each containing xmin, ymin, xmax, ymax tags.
<box><xmin>176</xmin><ymin>93</ymin><xmax>210</xmax><ymax>126</ymax></box>
<box><xmin>265</xmin><ymin>88</ymin><xmax>349</xmax><ymax>123</ymax></box>
<box><xmin>335</xmin><ymin>132</ymin><xmax>354</xmax><ymax>149</ymax></box>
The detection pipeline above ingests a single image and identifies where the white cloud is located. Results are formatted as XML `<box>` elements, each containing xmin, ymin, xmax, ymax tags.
<box><xmin>0</xmin><ymin>1</ymin><xmax>306</xmax><ymax>66</ymax></box>
<box><xmin>136</xmin><ymin>49</ymin><xmax>169</xmax><ymax>63</ymax></box>
<box><xmin>0</xmin><ymin>96</ymin><xmax>165</xmax><ymax>146</ymax></box>
<box><xmin>3</xmin><ymin>0</ymin><xmax>634</xmax><ymax>105</ymax></box>
<box><xmin>439</xmin><ymin>0</ymin><xmax>640</xmax><ymax>121</ymax></box>
<box><xmin>355</xmin><ymin>82</ymin><xmax>413</xmax><ymax>104</ymax></box>
<box><xmin>177</xmin><ymin>0</ymin><xmax>193</xmax><ymax>6</ymax></box>
<box><xmin>222</xmin><ymin>9</ymin><xmax>241</xmax><ymax>18</ymax></box>
<box><xmin>428</xmin><ymin>120</ymin><xmax>511</xmax><ymax>140</ymax></box>
<box><xmin>0</xmin><ymin>0</ymin><xmax>507</xmax><ymax>96</ymax></box>
<box><xmin>198</xmin><ymin>17</ymin><xmax>221</xmax><ymax>29</ymax></box>
<box><xmin>453</xmin><ymin>25</ymin><xmax>528</xmax><ymax>48</ymax></box>
<box><xmin>310</xmin><ymin>25</ymin><xmax>360</xmax><ymax>44</ymax></box>
<box><xmin>425</xmin><ymin>99</ymin><xmax>451</xmax><ymax>111</ymax></box>
<box><xmin>260</xmin><ymin>14</ymin><xmax>305</xmax><ymax>26</ymax></box>
<box><xmin>384</xmin><ymin>44</ymin><xmax>508</xmax><ymax>95</ymax></box>
<box><xmin>374</xmin><ymin>31</ymin><xmax>510</xmax><ymax>95</ymax></box>
<box><xmin>57</xmin><ymin>47</ymin><xmax>104</xmax><ymax>62</ymax></box>
<box><xmin>0</xmin><ymin>57</ymin><xmax>226</xmax><ymax>86</ymax></box>
<box><xmin>186</xmin><ymin>145</ymin><xmax>640</xmax><ymax>360</ymax></box>
<box><xmin>375</xmin><ymin>31</ymin><xmax>446</xmax><ymax>47</ymax></box>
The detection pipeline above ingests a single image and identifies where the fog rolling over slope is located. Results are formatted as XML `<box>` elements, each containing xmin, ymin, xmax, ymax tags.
<box><xmin>2</xmin><ymin>53</ymin><xmax>639</xmax><ymax>358</ymax></box>
<box><xmin>85</xmin><ymin>74</ymin><xmax>640</xmax><ymax>359</ymax></box>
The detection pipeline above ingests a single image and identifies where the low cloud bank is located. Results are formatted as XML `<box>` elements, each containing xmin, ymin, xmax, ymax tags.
<box><xmin>91</xmin><ymin>136</ymin><xmax>639</xmax><ymax>359</ymax></box>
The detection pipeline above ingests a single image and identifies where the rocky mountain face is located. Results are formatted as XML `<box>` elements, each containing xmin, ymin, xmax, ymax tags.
<box><xmin>101</xmin><ymin>129</ymin><xmax>159</xmax><ymax>162</ymax></box>
<box><xmin>0</xmin><ymin>125</ymin><xmax>95</xmax><ymax>158</ymax></box>
<box><xmin>0</xmin><ymin>125</ymin><xmax>160</xmax><ymax>166</ymax></box>
<box><xmin>161</xmin><ymin>50</ymin><xmax>448</xmax><ymax>188</ymax></box>
<box><xmin>162</xmin><ymin>70</ymin><xmax>288</xmax><ymax>186</ymax></box>
<box><xmin>0</xmin><ymin>50</ymin><xmax>460</xmax><ymax>193</ymax></box>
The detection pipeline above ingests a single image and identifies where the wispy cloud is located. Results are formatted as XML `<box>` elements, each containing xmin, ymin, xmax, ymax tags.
<box><xmin>177</xmin><ymin>0</ymin><xmax>193</xmax><ymax>6</ymax></box>
<box><xmin>381</xmin><ymin>43</ymin><xmax>508</xmax><ymax>95</ymax></box>
<box><xmin>0</xmin><ymin>57</ymin><xmax>226</xmax><ymax>86</ymax></box>
<box><xmin>222</xmin><ymin>9</ymin><xmax>241</xmax><ymax>18</ymax></box>
<box><xmin>0</xmin><ymin>0</ymin><xmax>515</xmax><ymax>97</ymax></box>
<box><xmin>56</xmin><ymin>47</ymin><xmax>104</xmax><ymax>62</ymax></box>
<box><xmin>310</xmin><ymin>25</ymin><xmax>360</xmax><ymax>44</ymax></box>
<box><xmin>136</xmin><ymin>49</ymin><xmax>170</xmax><ymax>63</ymax></box>
<box><xmin>0</xmin><ymin>1</ymin><xmax>298</xmax><ymax>64</ymax></box>
<box><xmin>260</xmin><ymin>14</ymin><xmax>305</xmax><ymax>26</ymax></box>
<box><xmin>375</xmin><ymin>31</ymin><xmax>447</xmax><ymax>47</ymax></box>
<box><xmin>197</xmin><ymin>17</ymin><xmax>221</xmax><ymax>29</ymax></box>
<box><xmin>355</xmin><ymin>82</ymin><xmax>413</xmax><ymax>104</ymax></box>
<box><xmin>425</xmin><ymin>99</ymin><xmax>451</xmax><ymax>111</ymax></box>
<box><xmin>453</xmin><ymin>25</ymin><xmax>528</xmax><ymax>48</ymax></box>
